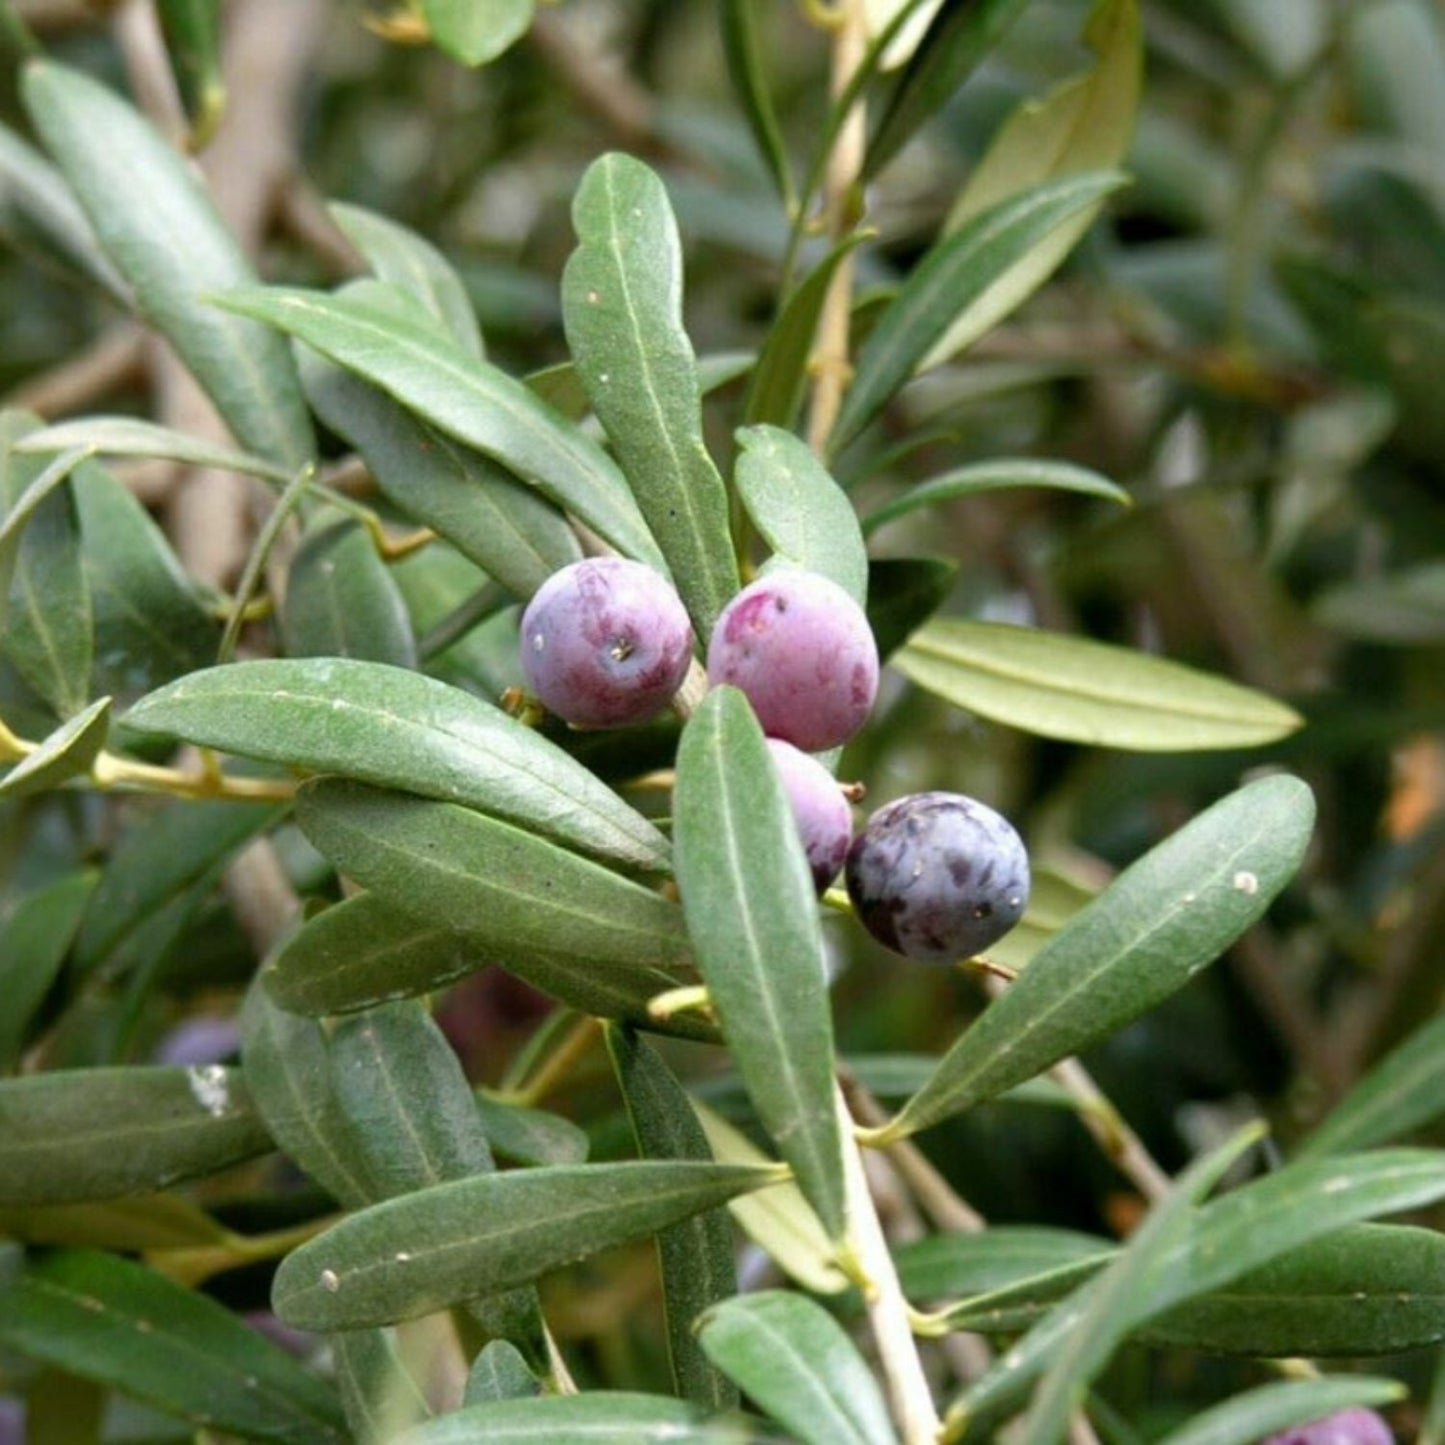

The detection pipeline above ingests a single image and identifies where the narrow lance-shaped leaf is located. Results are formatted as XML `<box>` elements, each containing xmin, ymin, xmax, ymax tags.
<box><xmin>1151</xmin><ymin>1378</ymin><xmax>1406</xmax><ymax>1445</ymax></box>
<box><xmin>156</xmin><ymin>0</ymin><xmax>225</xmax><ymax>146</ymax></box>
<box><xmin>23</xmin><ymin>62</ymin><xmax>314</xmax><ymax>470</ymax></box>
<box><xmin>216</xmin><ymin>285</ymin><xmax>663</xmax><ymax>570</ymax></box>
<box><xmin>735</xmin><ymin>426</ymin><xmax>869</xmax><ymax>604</ymax></box>
<box><xmin>720</xmin><ymin>0</ymin><xmax>796</xmax><ymax>208</ymax></box>
<box><xmin>562</xmin><ymin>153</ymin><xmax>739</xmax><ymax>638</ymax></box>
<box><xmin>0</xmin><ymin>696</ymin><xmax>109</xmax><ymax>800</ymax></box>
<box><xmin>271</xmin><ymin>1160</ymin><xmax>781</xmax><ymax>1331</ymax></box>
<box><xmin>829</xmin><ymin>171</ymin><xmax>1128</xmax><ymax>454</ymax></box>
<box><xmin>894</xmin><ymin>618</ymin><xmax>1303</xmax><ymax>751</ymax></box>
<box><xmin>395</xmin><ymin>1392</ymin><xmax>724</xmax><ymax>1444</ymax></box>
<box><xmin>921</xmin><ymin>0</ymin><xmax>1142</xmax><ymax>369</ymax></box>
<box><xmin>124</xmin><ymin>658</ymin><xmax>670</xmax><ymax>874</ymax></box>
<box><xmin>0</xmin><ymin>1250</ymin><xmax>347</xmax><ymax>1445</ymax></box>
<box><xmin>885</xmin><ymin>776</ymin><xmax>1315</xmax><ymax>1141</ymax></box>
<box><xmin>330</xmin><ymin>200</ymin><xmax>483</xmax><ymax>357</ymax></box>
<box><xmin>16</xmin><ymin>416</ymin><xmax>292</xmax><ymax>483</ymax></box>
<box><xmin>697</xmin><ymin>1291</ymin><xmax>897</xmax><ymax>1445</ymax></box>
<box><xmin>0</xmin><ymin>1066</ymin><xmax>272</xmax><ymax>1205</ymax></box>
<box><xmin>607</xmin><ymin>1025</ymin><xmax>739</xmax><ymax>1411</ymax></box>
<box><xmin>332</xmin><ymin>1329</ymin><xmax>432</xmax><ymax>1445</ymax></box>
<box><xmin>673</xmin><ymin>686</ymin><xmax>847</xmax><ymax>1240</ymax></box>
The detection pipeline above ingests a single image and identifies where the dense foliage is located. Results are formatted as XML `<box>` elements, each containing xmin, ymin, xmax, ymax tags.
<box><xmin>2</xmin><ymin>2</ymin><xmax>1444</xmax><ymax>1442</ymax></box>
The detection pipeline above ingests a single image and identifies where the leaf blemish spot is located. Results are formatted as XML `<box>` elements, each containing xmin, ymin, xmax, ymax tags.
<box><xmin>321</xmin><ymin>1268</ymin><xmax>340</xmax><ymax>1292</ymax></box>
<box><xmin>1233</xmin><ymin>870</ymin><xmax>1259</xmax><ymax>895</ymax></box>
<box><xmin>186</xmin><ymin>1064</ymin><xmax>230</xmax><ymax>1117</ymax></box>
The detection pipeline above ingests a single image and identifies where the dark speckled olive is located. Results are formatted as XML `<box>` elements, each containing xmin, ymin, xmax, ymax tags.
<box><xmin>520</xmin><ymin>558</ymin><xmax>693</xmax><ymax>728</ymax></box>
<box><xmin>845</xmin><ymin>792</ymin><xmax>1029</xmax><ymax>962</ymax></box>
<box><xmin>1262</xmin><ymin>1409</ymin><xmax>1394</xmax><ymax>1445</ymax></box>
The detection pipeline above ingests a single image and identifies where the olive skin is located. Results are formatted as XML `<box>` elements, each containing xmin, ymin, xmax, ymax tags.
<box><xmin>845</xmin><ymin>792</ymin><xmax>1029</xmax><ymax>962</ymax></box>
<box><xmin>1261</xmin><ymin>1409</ymin><xmax>1394</xmax><ymax>1445</ymax></box>
<box><xmin>765</xmin><ymin>738</ymin><xmax>853</xmax><ymax>893</ymax></box>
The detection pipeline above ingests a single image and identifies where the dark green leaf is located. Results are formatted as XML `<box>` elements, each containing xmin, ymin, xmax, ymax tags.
<box><xmin>156</xmin><ymin>0</ymin><xmax>225</xmax><ymax>145</ymax></box>
<box><xmin>330</xmin><ymin>201</ymin><xmax>483</xmax><ymax>356</ymax></box>
<box><xmin>0</xmin><ymin>696</ymin><xmax>109</xmax><ymax>800</ymax></box>
<box><xmin>1299</xmin><ymin>1010</ymin><xmax>1445</xmax><ymax>1159</ymax></box>
<box><xmin>280</xmin><ymin>518</ymin><xmax>417</xmax><ymax>667</ymax></box>
<box><xmin>720</xmin><ymin>0</ymin><xmax>795</xmax><ymax>208</ymax></box>
<box><xmin>743</xmin><ymin>234</ymin><xmax>870</xmax><ymax>430</ymax></box>
<box><xmin>463</xmin><ymin>1340</ymin><xmax>539</xmax><ymax>1406</ymax></box>
<box><xmin>865</xmin><ymin>556</ymin><xmax>957</xmax><ymax>660</ymax></box>
<box><xmin>607</xmin><ymin>1025</ymin><xmax>739</xmax><ymax>1411</ymax></box>
<box><xmin>894</xmin><ymin>619</ymin><xmax>1303</xmax><ymax>751</ymax></box>
<box><xmin>830</xmin><ymin>173</ymin><xmax>1127</xmax><ymax>453</ymax></box>
<box><xmin>697</xmin><ymin>1291</ymin><xmax>896</xmax><ymax>1445</ymax></box>
<box><xmin>216</xmin><ymin>286</ymin><xmax>662</xmax><ymax>569</ymax></box>
<box><xmin>0</xmin><ymin>1065</ymin><xmax>272</xmax><ymax>1204</ymax></box>
<box><xmin>396</xmin><ymin>1391</ymin><xmax>740</xmax><ymax>1443</ymax></box>
<box><xmin>423</xmin><ymin>0</ymin><xmax>533</xmax><ymax>67</ymax></box>
<box><xmin>16</xmin><ymin>416</ymin><xmax>291</xmax><ymax>483</ymax></box>
<box><xmin>271</xmin><ymin>1160</ymin><xmax>779</xmax><ymax>1330</ymax></box>
<box><xmin>22</xmin><ymin>62</ymin><xmax>314</xmax><ymax>471</ymax></box>
<box><xmin>886</xmin><ymin>776</ymin><xmax>1315</xmax><ymax>1140</ymax></box>
<box><xmin>562</xmin><ymin>153</ymin><xmax>739</xmax><ymax>638</ymax></box>
<box><xmin>0</xmin><ymin>868</ymin><xmax>97</xmax><ymax>1069</ymax></box>
<box><xmin>300</xmin><ymin>354</ymin><xmax>578</xmax><ymax>600</ymax></box>
<box><xmin>1152</xmin><ymin>1379</ymin><xmax>1404</xmax><ymax>1445</ymax></box>
<box><xmin>0</xmin><ymin>1193</ymin><xmax>229</xmax><ymax>1254</ymax></box>
<box><xmin>286</xmin><ymin>781</ymin><xmax>700</xmax><ymax>1032</ymax></box>
<box><xmin>124</xmin><ymin>658</ymin><xmax>670</xmax><ymax>873</ymax></box>
<box><xmin>333</xmin><ymin>1329</ymin><xmax>432</xmax><ymax>1445</ymax></box>
<box><xmin>0</xmin><ymin>1250</ymin><xmax>346</xmax><ymax>1444</ymax></box>
<box><xmin>473</xmin><ymin>1092</ymin><xmax>589</xmax><ymax>1166</ymax></box>
<box><xmin>674</xmin><ymin>687</ymin><xmax>846</xmax><ymax>1239</ymax></box>
<box><xmin>735</xmin><ymin>426</ymin><xmax>868</xmax><ymax>603</ymax></box>
<box><xmin>862</xmin><ymin>459</ymin><xmax>1130</xmax><ymax>537</ymax></box>
<box><xmin>866</xmin><ymin>0</ymin><xmax>1030</xmax><ymax>178</ymax></box>
<box><xmin>895</xmin><ymin>1226</ymin><xmax>1113</xmax><ymax>1304</ymax></box>
<box><xmin>239</xmin><ymin>982</ymin><xmax>374</xmax><ymax>1210</ymax></box>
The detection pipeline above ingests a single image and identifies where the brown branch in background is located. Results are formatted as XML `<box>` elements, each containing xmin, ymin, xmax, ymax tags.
<box><xmin>4</xmin><ymin>323</ymin><xmax>146</xmax><ymax>419</ymax></box>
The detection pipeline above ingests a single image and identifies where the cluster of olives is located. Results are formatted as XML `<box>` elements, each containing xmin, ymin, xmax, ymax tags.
<box><xmin>519</xmin><ymin>557</ymin><xmax>1029</xmax><ymax>963</ymax></box>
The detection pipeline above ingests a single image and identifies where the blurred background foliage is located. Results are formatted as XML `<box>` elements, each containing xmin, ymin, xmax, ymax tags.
<box><xmin>4</xmin><ymin>0</ymin><xmax>1445</xmax><ymax>1437</ymax></box>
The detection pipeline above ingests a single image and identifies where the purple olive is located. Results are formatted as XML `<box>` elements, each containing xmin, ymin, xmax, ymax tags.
<box><xmin>1261</xmin><ymin>1408</ymin><xmax>1394</xmax><ymax>1445</ymax></box>
<box><xmin>520</xmin><ymin>558</ymin><xmax>693</xmax><ymax>728</ymax></box>
<box><xmin>706</xmin><ymin>570</ymin><xmax>878</xmax><ymax>752</ymax></box>
<box><xmin>766</xmin><ymin>739</ymin><xmax>853</xmax><ymax>893</ymax></box>
<box><xmin>846</xmin><ymin>791</ymin><xmax>1029</xmax><ymax>962</ymax></box>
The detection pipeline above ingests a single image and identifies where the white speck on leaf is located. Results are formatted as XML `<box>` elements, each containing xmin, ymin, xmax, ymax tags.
<box><xmin>321</xmin><ymin>1269</ymin><xmax>340</xmax><ymax>1292</ymax></box>
<box><xmin>1233</xmin><ymin>871</ymin><xmax>1259</xmax><ymax>895</ymax></box>
<box><xmin>395</xmin><ymin>1251</ymin><xmax>411</xmax><ymax>1263</ymax></box>
<box><xmin>187</xmin><ymin>1065</ymin><xmax>230</xmax><ymax>1117</ymax></box>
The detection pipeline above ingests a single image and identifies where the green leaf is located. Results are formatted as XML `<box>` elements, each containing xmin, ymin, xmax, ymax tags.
<box><xmin>0</xmin><ymin>696</ymin><xmax>109</xmax><ymax>800</ymax></box>
<box><xmin>720</xmin><ymin>0</ymin><xmax>796</xmax><ymax>209</ymax></box>
<box><xmin>922</xmin><ymin>0</ymin><xmax>1142</xmax><ymax>369</ymax></box>
<box><xmin>0</xmin><ymin>1193</ymin><xmax>230</xmax><ymax>1254</ymax></box>
<box><xmin>74</xmin><ymin>798</ymin><xmax>279</xmax><ymax>975</ymax></box>
<box><xmin>300</xmin><ymin>355</ymin><xmax>579</xmax><ymax>600</ymax></box>
<box><xmin>286</xmin><ymin>781</ymin><xmax>699</xmax><ymax>1032</ymax></box>
<box><xmin>697</xmin><ymin>1291</ymin><xmax>897</xmax><ymax>1445</ymax></box>
<box><xmin>330</xmin><ymin>201</ymin><xmax>483</xmax><ymax>357</ymax></box>
<box><xmin>743</xmin><ymin>233</ymin><xmax>867</xmax><ymax>429</ymax></box>
<box><xmin>271</xmin><ymin>1160</ymin><xmax>779</xmax><ymax>1331</ymax></box>
<box><xmin>1019</xmin><ymin>1125</ymin><xmax>1264</xmax><ymax>1445</ymax></box>
<box><xmin>607</xmin><ymin>1025</ymin><xmax>739</xmax><ymax>1411</ymax></box>
<box><xmin>0</xmin><ymin>1250</ymin><xmax>347</xmax><ymax>1444</ymax></box>
<box><xmin>829</xmin><ymin>172</ymin><xmax>1128</xmax><ymax>453</ymax></box>
<box><xmin>885</xmin><ymin>776</ymin><xmax>1315</xmax><ymax>1140</ymax></box>
<box><xmin>280</xmin><ymin>518</ymin><xmax>417</xmax><ymax>667</ymax></box>
<box><xmin>1313</xmin><ymin>560</ymin><xmax>1445</xmax><ymax>644</ymax></box>
<box><xmin>124</xmin><ymin>658</ymin><xmax>670</xmax><ymax>873</ymax></box>
<box><xmin>72</xmin><ymin>460</ymin><xmax>220</xmax><ymax>704</ymax></box>
<box><xmin>1153</xmin><ymin>1379</ymin><xmax>1404</xmax><ymax>1445</ymax></box>
<box><xmin>394</xmin><ymin>1392</ymin><xmax>738</xmax><ymax>1443</ymax></box>
<box><xmin>332</xmin><ymin>1329</ymin><xmax>432</xmax><ymax>1445</ymax></box>
<box><xmin>1299</xmin><ymin>1010</ymin><xmax>1445</xmax><ymax>1159</ymax></box>
<box><xmin>865</xmin><ymin>556</ymin><xmax>957</xmax><ymax>660</ymax></box>
<box><xmin>674</xmin><ymin>687</ymin><xmax>847</xmax><ymax>1240</ymax></box>
<box><xmin>0</xmin><ymin>868</ymin><xmax>97</xmax><ymax>1070</ymax></box>
<box><xmin>239</xmin><ymin>982</ymin><xmax>374</xmax><ymax>1210</ymax></box>
<box><xmin>866</xmin><ymin>0</ymin><xmax>1030</xmax><ymax>178</ymax></box>
<box><xmin>156</xmin><ymin>0</ymin><xmax>225</xmax><ymax>147</ymax></box>
<box><xmin>861</xmin><ymin>459</ymin><xmax>1130</xmax><ymax>537</ymax></box>
<box><xmin>16</xmin><ymin>415</ymin><xmax>292</xmax><ymax>483</ymax></box>
<box><xmin>22</xmin><ymin>62</ymin><xmax>314</xmax><ymax>471</ymax></box>
<box><xmin>895</xmin><ymin>1226</ymin><xmax>1113</xmax><ymax>1304</ymax></box>
<box><xmin>463</xmin><ymin>1340</ymin><xmax>539</xmax><ymax>1406</ymax></box>
<box><xmin>894</xmin><ymin>619</ymin><xmax>1303</xmax><ymax>751</ymax></box>
<box><xmin>473</xmin><ymin>1093</ymin><xmax>589</xmax><ymax>1167</ymax></box>
<box><xmin>735</xmin><ymin>426</ymin><xmax>869</xmax><ymax>604</ymax></box>
<box><xmin>1</xmin><ymin>430</ymin><xmax>92</xmax><ymax>718</ymax></box>
<box><xmin>422</xmin><ymin>0</ymin><xmax>533</xmax><ymax>66</ymax></box>
<box><xmin>562</xmin><ymin>153</ymin><xmax>739</xmax><ymax>639</ymax></box>
<box><xmin>216</xmin><ymin>285</ymin><xmax>662</xmax><ymax>570</ymax></box>
<box><xmin>0</xmin><ymin>1065</ymin><xmax>272</xmax><ymax>1205</ymax></box>
<box><xmin>1147</xmin><ymin>1223</ymin><xmax>1445</xmax><ymax>1358</ymax></box>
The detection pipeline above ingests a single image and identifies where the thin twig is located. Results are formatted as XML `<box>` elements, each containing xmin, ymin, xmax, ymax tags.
<box><xmin>4</xmin><ymin>325</ymin><xmax>147</xmax><ymax>419</ymax></box>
